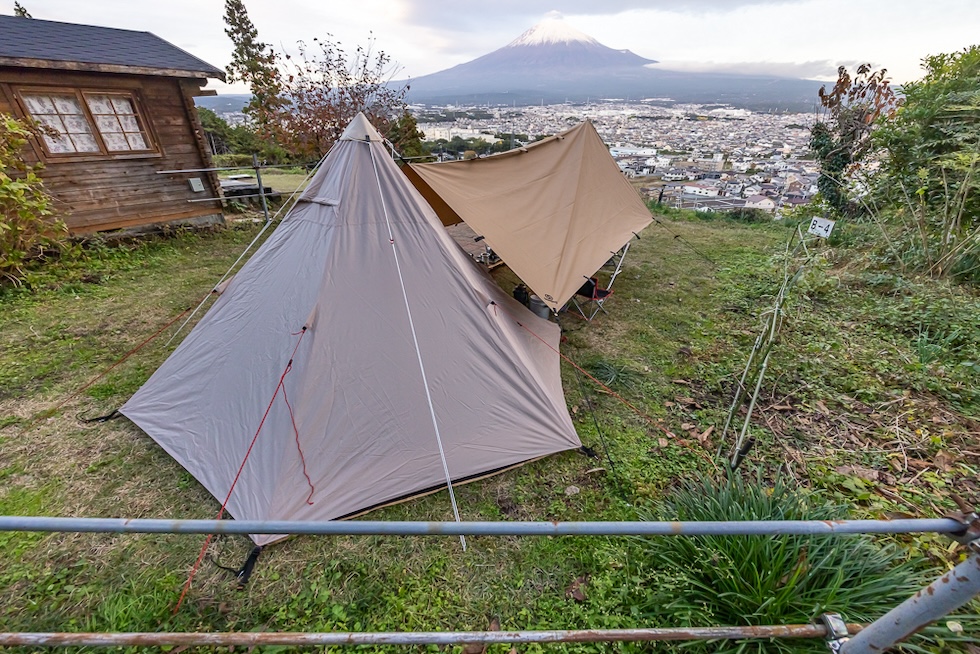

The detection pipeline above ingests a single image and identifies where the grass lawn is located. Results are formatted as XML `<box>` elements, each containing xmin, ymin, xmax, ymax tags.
<box><xmin>0</xmin><ymin>212</ymin><xmax>977</xmax><ymax>648</ymax></box>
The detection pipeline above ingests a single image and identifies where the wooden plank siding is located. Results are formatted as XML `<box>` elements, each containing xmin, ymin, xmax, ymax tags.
<box><xmin>0</xmin><ymin>67</ymin><xmax>223</xmax><ymax>234</ymax></box>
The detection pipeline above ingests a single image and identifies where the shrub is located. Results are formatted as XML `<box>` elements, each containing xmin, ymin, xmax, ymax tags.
<box><xmin>212</xmin><ymin>153</ymin><xmax>255</xmax><ymax>168</ymax></box>
<box><xmin>0</xmin><ymin>114</ymin><xmax>68</xmax><ymax>285</ymax></box>
<box><xmin>634</xmin><ymin>473</ymin><xmax>926</xmax><ymax>653</ymax></box>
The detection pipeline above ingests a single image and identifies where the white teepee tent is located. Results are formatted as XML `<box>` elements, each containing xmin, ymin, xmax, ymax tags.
<box><xmin>121</xmin><ymin>114</ymin><xmax>581</xmax><ymax>545</ymax></box>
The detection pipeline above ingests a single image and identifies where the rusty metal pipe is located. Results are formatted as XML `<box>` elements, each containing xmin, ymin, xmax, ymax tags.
<box><xmin>0</xmin><ymin>517</ymin><xmax>964</xmax><ymax>537</ymax></box>
<box><xmin>0</xmin><ymin>624</ymin><xmax>865</xmax><ymax>647</ymax></box>
<box><xmin>841</xmin><ymin>548</ymin><xmax>980</xmax><ymax>653</ymax></box>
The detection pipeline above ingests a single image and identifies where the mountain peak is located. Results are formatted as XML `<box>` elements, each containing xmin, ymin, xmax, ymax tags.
<box><xmin>507</xmin><ymin>13</ymin><xmax>599</xmax><ymax>47</ymax></box>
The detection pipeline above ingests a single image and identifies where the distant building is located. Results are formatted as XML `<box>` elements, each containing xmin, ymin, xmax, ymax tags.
<box><xmin>745</xmin><ymin>195</ymin><xmax>777</xmax><ymax>212</ymax></box>
<box><xmin>683</xmin><ymin>182</ymin><xmax>719</xmax><ymax>197</ymax></box>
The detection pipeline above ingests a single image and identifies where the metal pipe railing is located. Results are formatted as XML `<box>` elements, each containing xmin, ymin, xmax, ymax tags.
<box><xmin>0</xmin><ymin>516</ymin><xmax>965</xmax><ymax>537</ymax></box>
<box><xmin>0</xmin><ymin>514</ymin><xmax>975</xmax><ymax>650</ymax></box>
<box><xmin>0</xmin><ymin>623</ymin><xmax>864</xmax><ymax>648</ymax></box>
<box><xmin>840</xmin><ymin>548</ymin><xmax>980</xmax><ymax>653</ymax></box>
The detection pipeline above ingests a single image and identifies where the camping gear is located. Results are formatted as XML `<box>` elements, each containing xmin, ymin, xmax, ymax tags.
<box><xmin>121</xmin><ymin>113</ymin><xmax>581</xmax><ymax>546</ymax></box>
<box><xmin>529</xmin><ymin>295</ymin><xmax>551</xmax><ymax>319</ymax></box>
<box><xmin>569</xmin><ymin>278</ymin><xmax>614</xmax><ymax>321</ymax></box>
<box><xmin>512</xmin><ymin>283</ymin><xmax>530</xmax><ymax>308</ymax></box>
<box><xmin>402</xmin><ymin>121</ymin><xmax>652</xmax><ymax>310</ymax></box>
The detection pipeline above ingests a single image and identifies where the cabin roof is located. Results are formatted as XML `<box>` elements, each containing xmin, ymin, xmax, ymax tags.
<box><xmin>0</xmin><ymin>15</ymin><xmax>225</xmax><ymax>80</ymax></box>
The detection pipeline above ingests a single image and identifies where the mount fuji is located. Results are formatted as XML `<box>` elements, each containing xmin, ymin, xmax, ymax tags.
<box><xmin>402</xmin><ymin>15</ymin><xmax>820</xmax><ymax>110</ymax></box>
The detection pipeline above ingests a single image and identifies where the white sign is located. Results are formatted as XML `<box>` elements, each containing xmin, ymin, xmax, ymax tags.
<box><xmin>807</xmin><ymin>216</ymin><xmax>836</xmax><ymax>239</ymax></box>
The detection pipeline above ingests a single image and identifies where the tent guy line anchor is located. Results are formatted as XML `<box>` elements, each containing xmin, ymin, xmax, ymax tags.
<box><xmin>174</xmin><ymin>327</ymin><xmax>309</xmax><ymax>614</ymax></box>
<box><xmin>368</xmin><ymin>142</ymin><xmax>467</xmax><ymax>552</ymax></box>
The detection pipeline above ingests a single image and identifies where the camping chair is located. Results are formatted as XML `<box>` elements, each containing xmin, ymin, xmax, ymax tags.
<box><xmin>565</xmin><ymin>240</ymin><xmax>633</xmax><ymax>320</ymax></box>
<box><xmin>569</xmin><ymin>277</ymin><xmax>613</xmax><ymax>321</ymax></box>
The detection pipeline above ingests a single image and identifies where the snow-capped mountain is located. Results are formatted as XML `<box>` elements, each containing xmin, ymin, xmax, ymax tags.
<box><xmin>490</xmin><ymin>14</ymin><xmax>655</xmax><ymax>69</ymax></box>
<box><xmin>402</xmin><ymin>15</ymin><xmax>819</xmax><ymax>110</ymax></box>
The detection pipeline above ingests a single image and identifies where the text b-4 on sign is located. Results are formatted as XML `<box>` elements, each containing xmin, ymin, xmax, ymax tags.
<box><xmin>807</xmin><ymin>217</ymin><xmax>836</xmax><ymax>239</ymax></box>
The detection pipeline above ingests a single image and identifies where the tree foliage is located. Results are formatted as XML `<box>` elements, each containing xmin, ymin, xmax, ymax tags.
<box><xmin>268</xmin><ymin>36</ymin><xmax>409</xmax><ymax>160</ymax></box>
<box><xmin>809</xmin><ymin>64</ymin><xmax>900</xmax><ymax>217</ymax></box>
<box><xmin>0</xmin><ymin>114</ymin><xmax>67</xmax><ymax>284</ymax></box>
<box><xmin>13</xmin><ymin>2</ymin><xmax>31</xmax><ymax>17</ymax></box>
<box><xmin>221</xmin><ymin>2</ymin><xmax>412</xmax><ymax>161</ymax></box>
<box><xmin>222</xmin><ymin>0</ymin><xmax>285</xmax><ymax>134</ymax></box>
<box><xmin>196</xmin><ymin>107</ymin><xmax>263</xmax><ymax>156</ymax></box>
<box><xmin>872</xmin><ymin>45</ymin><xmax>980</xmax><ymax>279</ymax></box>
<box><xmin>386</xmin><ymin>111</ymin><xmax>426</xmax><ymax>159</ymax></box>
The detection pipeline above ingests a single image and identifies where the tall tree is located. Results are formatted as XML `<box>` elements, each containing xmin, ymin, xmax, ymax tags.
<box><xmin>222</xmin><ymin>0</ymin><xmax>284</xmax><ymax>134</ymax></box>
<box><xmin>13</xmin><ymin>2</ymin><xmax>31</xmax><ymax>17</ymax></box>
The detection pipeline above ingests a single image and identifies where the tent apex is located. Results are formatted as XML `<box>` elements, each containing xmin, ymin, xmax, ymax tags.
<box><xmin>341</xmin><ymin>113</ymin><xmax>384</xmax><ymax>142</ymax></box>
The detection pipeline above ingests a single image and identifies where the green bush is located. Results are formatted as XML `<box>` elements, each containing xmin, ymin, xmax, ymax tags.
<box><xmin>634</xmin><ymin>473</ymin><xmax>927</xmax><ymax>653</ymax></box>
<box><xmin>212</xmin><ymin>153</ymin><xmax>255</xmax><ymax>168</ymax></box>
<box><xmin>0</xmin><ymin>114</ymin><xmax>68</xmax><ymax>285</ymax></box>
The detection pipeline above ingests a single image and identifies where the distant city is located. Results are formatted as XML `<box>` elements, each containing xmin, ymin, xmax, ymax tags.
<box><xmin>206</xmin><ymin>98</ymin><xmax>818</xmax><ymax>215</ymax></box>
<box><xmin>413</xmin><ymin>100</ymin><xmax>817</xmax><ymax>216</ymax></box>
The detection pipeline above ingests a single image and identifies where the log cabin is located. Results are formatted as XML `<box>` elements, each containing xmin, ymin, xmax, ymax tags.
<box><xmin>0</xmin><ymin>15</ymin><xmax>226</xmax><ymax>234</ymax></box>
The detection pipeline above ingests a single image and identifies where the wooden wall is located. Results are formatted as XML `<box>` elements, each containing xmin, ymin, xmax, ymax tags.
<box><xmin>0</xmin><ymin>67</ymin><xmax>223</xmax><ymax>234</ymax></box>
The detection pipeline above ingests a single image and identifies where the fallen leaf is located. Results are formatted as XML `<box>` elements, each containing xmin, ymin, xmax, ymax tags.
<box><xmin>677</xmin><ymin>347</ymin><xmax>693</xmax><ymax>356</ymax></box>
<box><xmin>771</xmin><ymin>404</ymin><xmax>793</xmax><ymax>411</ymax></box>
<box><xmin>885</xmin><ymin>511</ymin><xmax>915</xmax><ymax>520</ymax></box>
<box><xmin>585</xmin><ymin>467</ymin><xmax>606</xmax><ymax>475</ymax></box>
<box><xmin>565</xmin><ymin>485</ymin><xmax>580</xmax><ymax>496</ymax></box>
<box><xmin>489</xmin><ymin>617</ymin><xmax>500</xmax><ymax>631</ymax></box>
<box><xmin>698</xmin><ymin>426</ymin><xmax>715</xmax><ymax>443</ymax></box>
<box><xmin>934</xmin><ymin>450</ymin><xmax>956</xmax><ymax>472</ymax></box>
<box><xmin>658</xmin><ymin>437</ymin><xmax>669</xmax><ymax>448</ymax></box>
<box><xmin>663</xmin><ymin>401</ymin><xmax>675</xmax><ymax>408</ymax></box>
<box><xmin>681</xmin><ymin>422</ymin><xmax>695</xmax><ymax>431</ymax></box>
<box><xmin>565</xmin><ymin>575</ymin><xmax>590</xmax><ymax>602</ymax></box>
<box><xmin>677</xmin><ymin>397</ymin><xmax>696</xmax><ymax>405</ymax></box>
<box><xmin>815</xmin><ymin>400</ymin><xmax>830</xmax><ymax>414</ymax></box>
<box><xmin>836</xmin><ymin>465</ymin><xmax>879</xmax><ymax>482</ymax></box>
<box><xmin>672</xmin><ymin>378</ymin><xmax>692</xmax><ymax>385</ymax></box>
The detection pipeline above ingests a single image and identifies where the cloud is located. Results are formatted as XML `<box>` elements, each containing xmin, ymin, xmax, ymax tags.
<box><xmin>649</xmin><ymin>59</ymin><xmax>876</xmax><ymax>81</ymax></box>
<box><xmin>399</xmin><ymin>0</ymin><xmax>801</xmax><ymax>30</ymax></box>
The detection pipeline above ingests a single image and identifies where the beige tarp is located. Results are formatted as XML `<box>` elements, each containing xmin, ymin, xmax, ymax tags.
<box><xmin>121</xmin><ymin>114</ymin><xmax>581</xmax><ymax>545</ymax></box>
<box><xmin>405</xmin><ymin>121</ymin><xmax>652</xmax><ymax>309</ymax></box>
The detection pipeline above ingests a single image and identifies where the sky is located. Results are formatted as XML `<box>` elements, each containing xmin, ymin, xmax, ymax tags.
<box><xmin>15</xmin><ymin>0</ymin><xmax>980</xmax><ymax>94</ymax></box>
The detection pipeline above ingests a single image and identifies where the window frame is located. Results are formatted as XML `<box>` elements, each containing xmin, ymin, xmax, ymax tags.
<box><xmin>15</xmin><ymin>86</ymin><xmax>159</xmax><ymax>161</ymax></box>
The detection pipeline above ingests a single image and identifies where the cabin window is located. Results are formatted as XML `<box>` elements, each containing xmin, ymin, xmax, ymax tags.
<box><xmin>21</xmin><ymin>93</ymin><xmax>100</xmax><ymax>154</ymax></box>
<box><xmin>83</xmin><ymin>93</ymin><xmax>151</xmax><ymax>152</ymax></box>
<box><xmin>18</xmin><ymin>88</ymin><xmax>155</xmax><ymax>157</ymax></box>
